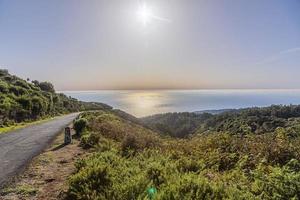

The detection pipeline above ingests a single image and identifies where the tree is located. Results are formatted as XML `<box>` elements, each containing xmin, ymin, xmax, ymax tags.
<box><xmin>32</xmin><ymin>80</ymin><xmax>55</xmax><ymax>93</ymax></box>
<box><xmin>38</xmin><ymin>81</ymin><xmax>55</xmax><ymax>93</ymax></box>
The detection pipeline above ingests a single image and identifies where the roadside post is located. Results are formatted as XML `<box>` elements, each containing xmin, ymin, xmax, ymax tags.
<box><xmin>64</xmin><ymin>127</ymin><xmax>72</xmax><ymax>144</ymax></box>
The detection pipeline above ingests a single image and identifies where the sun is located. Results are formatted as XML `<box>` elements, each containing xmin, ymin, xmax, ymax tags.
<box><xmin>136</xmin><ymin>3</ymin><xmax>153</xmax><ymax>26</ymax></box>
<box><xmin>136</xmin><ymin>2</ymin><xmax>171</xmax><ymax>27</ymax></box>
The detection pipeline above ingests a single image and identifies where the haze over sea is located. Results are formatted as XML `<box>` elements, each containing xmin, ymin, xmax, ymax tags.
<box><xmin>63</xmin><ymin>90</ymin><xmax>300</xmax><ymax>117</ymax></box>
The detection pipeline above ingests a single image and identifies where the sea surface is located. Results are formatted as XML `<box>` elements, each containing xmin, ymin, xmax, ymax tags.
<box><xmin>62</xmin><ymin>90</ymin><xmax>300</xmax><ymax>117</ymax></box>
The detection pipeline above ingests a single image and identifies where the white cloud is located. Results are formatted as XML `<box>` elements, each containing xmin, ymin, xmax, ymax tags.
<box><xmin>280</xmin><ymin>47</ymin><xmax>300</xmax><ymax>54</ymax></box>
<box><xmin>253</xmin><ymin>47</ymin><xmax>300</xmax><ymax>66</ymax></box>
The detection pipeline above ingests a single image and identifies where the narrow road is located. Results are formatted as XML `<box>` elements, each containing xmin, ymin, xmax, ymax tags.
<box><xmin>0</xmin><ymin>113</ymin><xmax>79</xmax><ymax>188</ymax></box>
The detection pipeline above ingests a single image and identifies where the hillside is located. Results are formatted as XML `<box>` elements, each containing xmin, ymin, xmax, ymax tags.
<box><xmin>140</xmin><ymin>105</ymin><xmax>300</xmax><ymax>138</ymax></box>
<box><xmin>194</xmin><ymin>108</ymin><xmax>237</xmax><ymax>115</ymax></box>
<box><xmin>1</xmin><ymin>84</ymin><xmax>300</xmax><ymax>199</ymax></box>
<box><xmin>0</xmin><ymin>69</ymin><xmax>111</xmax><ymax>128</ymax></box>
<box><xmin>140</xmin><ymin>112</ymin><xmax>213</xmax><ymax>137</ymax></box>
<box><xmin>65</xmin><ymin>110</ymin><xmax>300</xmax><ymax>199</ymax></box>
<box><xmin>2</xmin><ymin>69</ymin><xmax>300</xmax><ymax>199</ymax></box>
<box><xmin>197</xmin><ymin>105</ymin><xmax>300</xmax><ymax>135</ymax></box>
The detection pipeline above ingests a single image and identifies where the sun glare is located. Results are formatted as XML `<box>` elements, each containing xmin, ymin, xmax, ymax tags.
<box><xmin>137</xmin><ymin>3</ymin><xmax>152</xmax><ymax>26</ymax></box>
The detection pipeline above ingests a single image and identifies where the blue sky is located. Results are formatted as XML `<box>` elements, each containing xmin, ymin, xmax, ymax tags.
<box><xmin>0</xmin><ymin>0</ymin><xmax>300</xmax><ymax>90</ymax></box>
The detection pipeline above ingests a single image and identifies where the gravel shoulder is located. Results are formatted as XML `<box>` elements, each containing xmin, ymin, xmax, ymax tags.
<box><xmin>0</xmin><ymin>113</ymin><xmax>79</xmax><ymax>189</ymax></box>
<box><xmin>0</xmin><ymin>127</ymin><xmax>87</xmax><ymax>200</ymax></box>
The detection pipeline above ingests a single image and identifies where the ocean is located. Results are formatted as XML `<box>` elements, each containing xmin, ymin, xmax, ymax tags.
<box><xmin>62</xmin><ymin>90</ymin><xmax>300</xmax><ymax>117</ymax></box>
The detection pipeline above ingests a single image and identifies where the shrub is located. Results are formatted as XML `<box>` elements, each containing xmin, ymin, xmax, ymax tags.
<box><xmin>9</xmin><ymin>85</ymin><xmax>27</xmax><ymax>96</ymax></box>
<box><xmin>147</xmin><ymin>164</ymin><xmax>166</xmax><ymax>187</ymax></box>
<box><xmin>74</xmin><ymin>118</ymin><xmax>88</xmax><ymax>136</ymax></box>
<box><xmin>3</xmin><ymin>75</ymin><xmax>13</xmax><ymax>82</ymax></box>
<box><xmin>14</xmin><ymin>80</ymin><xmax>30</xmax><ymax>89</ymax></box>
<box><xmin>0</xmin><ymin>80</ymin><xmax>9</xmax><ymax>93</ymax></box>
<box><xmin>31</xmin><ymin>96</ymin><xmax>46</xmax><ymax>118</ymax></box>
<box><xmin>80</xmin><ymin>134</ymin><xmax>91</xmax><ymax>149</ymax></box>
<box><xmin>176</xmin><ymin>157</ymin><xmax>200</xmax><ymax>173</ymax></box>
<box><xmin>96</xmin><ymin>137</ymin><xmax>114</xmax><ymax>152</ymax></box>
<box><xmin>0</xmin><ymin>69</ymin><xmax>9</xmax><ymax>76</ymax></box>
<box><xmin>251</xmin><ymin>161</ymin><xmax>300</xmax><ymax>199</ymax></box>
<box><xmin>80</xmin><ymin>132</ymin><xmax>101</xmax><ymax>149</ymax></box>
<box><xmin>68</xmin><ymin>165</ymin><xmax>112</xmax><ymax>200</ymax></box>
<box><xmin>157</xmin><ymin>175</ymin><xmax>225</xmax><ymax>200</ymax></box>
<box><xmin>121</xmin><ymin>134</ymin><xmax>139</xmax><ymax>155</ymax></box>
<box><xmin>17</xmin><ymin>96</ymin><xmax>32</xmax><ymax>110</ymax></box>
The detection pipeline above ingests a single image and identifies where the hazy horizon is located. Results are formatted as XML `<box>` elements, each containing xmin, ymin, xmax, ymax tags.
<box><xmin>1</xmin><ymin>0</ymin><xmax>300</xmax><ymax>90</ymax></box>
<box><xmin>63</xmin><ymin>89</ymin><xmax>300</xmax><ymax>117</ymax></box>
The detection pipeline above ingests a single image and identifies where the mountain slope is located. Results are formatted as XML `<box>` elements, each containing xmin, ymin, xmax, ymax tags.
<box><xmin>197</xmin><ymin>105</ymin><xmax>300</xmax><ymax>135</ymax></box>
<box><xmin>141</xmin><ymin>105</ymin><xmax>300</xmax><ymax>137</ymax></box>
<box><xmin>66</xmin><ymin>110</ymin><xmax>300</xmax><ymax>199</ymax></box>
<box><xmin>140</xmin><ymin>112</ymin><xmax>213</xmax><ymax>137</ymax></box>
<box><xmin>0</xmin><ymin>69</ymin><xmax>111</xmax><ymax>127</ymax></box>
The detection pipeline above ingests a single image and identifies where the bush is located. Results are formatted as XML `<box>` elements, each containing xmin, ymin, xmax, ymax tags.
<box><xmin>121</xmin><ymin>134</ymin><xmax>139</xmax><ymax>155</ymax></box>
<box><xmin>68</xmin><ymin>165</ymin><xmax>112</xmax><ymax>200</ymax></box>
<box><xmin>0</xmin><ymin>69</ymin><xmax>9</xmax><ymax>76</ymax></box>
<box><xmin>157</xmin><ymin>175</ymin><xmax>225</xmax><ymax>200</ymax></box>
<box><xmin>74</xmin><ymin>118</ymin><xmax>88</xmax><ymax>135</ymax></box>
<box><xmin>251</xmin><ymin>161</ymin><xmax>300</xmax><ymax>199</ymax></box>
<box><xmin>80</xmin><ymin>132</ymin><xmax>101</xmax><ymax>149</ymax></box>
<box><xmin>14</xmin><ymin>80</ymin><xmax>30</xmax><ymax>89</ymax></box>
<box><xmin>17</xmin><ymin>96</ymin><xmax>32</xmax><ymax>110</ymax></box>
<box><xmin>176</xmin><ymin>157</ymin><xmax>200</xmax><ymax>173</ymax></box>
<box><xmin>0</xmin><ymin>80</ymin><xmax>9</xmax><ymax>93</ymax></box>
<box><xmin>31</xmin><ymin>96</ymin><xmax>46</xmax><ymax>118</ymax></box>
<box><xmin>147</xmin><ymin>164</ymin><xmax>166</xmax><ymax>187</ymax></box>
<box><xmin>9</xmin><ymin>85</ymin><xmax>27</xmax><ymax>96</ymax></box>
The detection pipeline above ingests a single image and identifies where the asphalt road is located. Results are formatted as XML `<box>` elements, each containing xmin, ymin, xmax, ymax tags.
<box><xmin>0</xmin><ymin>113</ymin><xmax>79</xmax><ymax>188</ymax></box>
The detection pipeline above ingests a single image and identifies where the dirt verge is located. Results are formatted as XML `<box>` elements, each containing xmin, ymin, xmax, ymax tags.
<box><xmin>0</xmin><ymin>129</ymin><xmax>86</xmax><ymax>200</ymax></box>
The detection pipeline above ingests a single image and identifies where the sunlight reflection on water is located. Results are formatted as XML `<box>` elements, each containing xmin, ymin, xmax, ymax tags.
<box><xmin>62</xmin><ymin>90</ymin><xmax>300</xmax><ymax>117</ymax></box>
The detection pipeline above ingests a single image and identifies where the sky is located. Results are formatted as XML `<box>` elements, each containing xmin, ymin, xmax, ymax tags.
<box><xmin>0</xmin><ymin>0</ymin><xmax>300</xmax><ymax>90</ymax></box>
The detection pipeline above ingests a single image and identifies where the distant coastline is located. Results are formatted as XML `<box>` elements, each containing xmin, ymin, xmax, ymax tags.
<box><xmin>194</xmin><ymin>108</ymin><xmax>237</xmax><ymax>115</ymax></box>
<box><xmin>62</xmin><ymin>90</ymin><xmax>300</xmax><ymax>117</ymax></box>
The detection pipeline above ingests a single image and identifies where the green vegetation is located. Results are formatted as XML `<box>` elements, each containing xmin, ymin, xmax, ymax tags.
<box><xmin>4</xmin><ymin>70</ymin><xmax>300</xmax><ymax>199</ymax></box>
<box><xmin>0</xmin><ymin>116</ymin><xmax>56</xmax><ymax>134</ymax></box>
<box><xmin>141</xmin><ymin>105</ymin><xmax>300</xmax><ymax>137</ymax></box>
<box><xmin>74</xmin><ymin>118</ymin><xmax>88</xmax><ymax>136</ymax></box>
<box><xmin>198</xmin><ymin>105</ymin><xmax>300</xmax><ymax>135</ymax></box>
<box><xmin>1</xmin><ymin>184</ymin><xmax>37</xmax><ymax>196</ymax></box>
<box><xmin>0</xmin><ymin>69</ymin><xmax>111</xmax><ymax>128</ymax></box>
<box><xmin>141</xmin><ymin>112</ymin><xmax>212</xmax><ymax>137</ymax></box>
<box><xmin>67</xmin><ymin>110</ymin><xmax>300</xmax><ymax>200</ymax></box>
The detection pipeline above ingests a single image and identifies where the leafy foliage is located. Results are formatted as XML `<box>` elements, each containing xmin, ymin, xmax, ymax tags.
<box><xmin>32</xmin><ymin>80</ymin><xmax>55</xmax><ymax>93</ymax></box>
<box><xmin>142</xmin><ymin>105</ymin><xmax>300</xmax><ymax>137</ymax></box>
<box><xmin>74</xmin><ymin>118</ymin><xmax>88</xmax><ymax>135</ymax></box>
<box><xmin>67</xmin><ymin>111</ymin><xmax>300</xmax><ymax>199</ymax></box>
<box><xmin>199</xmin><ymin>105</ymin><xmax>300</xmax><ymax>135</ymax></box>
<box><xmin>141</xmin><ymin>112</ymin><xmax>212</xmax><ymax>137</ymax></box>
<box><xmin>0</xmin><ymin>69</ymin><xmax>111</xmax><ymax>127</ymax></box>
